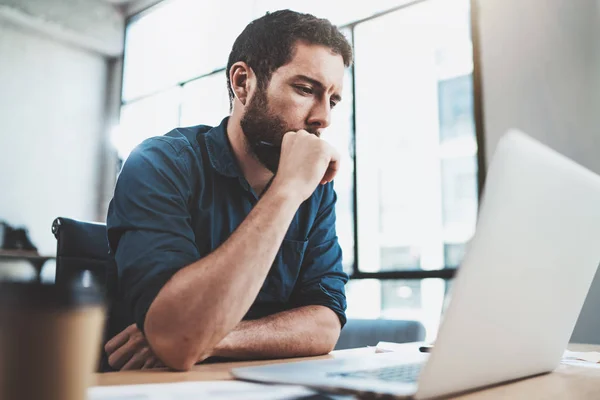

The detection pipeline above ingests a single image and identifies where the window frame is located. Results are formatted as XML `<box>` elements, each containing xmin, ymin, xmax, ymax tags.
<box><xmin>345</xmin><ymin>0</ymin><xmax>485</xmax><ymax>281</ymax></box>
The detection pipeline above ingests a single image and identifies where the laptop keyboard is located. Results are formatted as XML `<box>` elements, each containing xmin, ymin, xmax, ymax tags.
<box><xmin>328</xmin><ymin>363</ymin><xmax>423</xmax><ymax>383</ymax></box>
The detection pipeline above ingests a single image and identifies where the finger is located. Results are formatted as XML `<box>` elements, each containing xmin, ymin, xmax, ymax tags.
<box><xmin>108</xmin><ymin>336</ymin><xmax>145</xmax><ymax>370</ymax></box>
<box><xmin>142</xmin><ymin>354</ymin><xmax>165</xmax><ymax>370</ymax></box>
<box><xmin>141</xmin><ymin>356</ymin><xmax>156</xmax><ymax>370</ymax></box>
<box><xmin>146</xmin><ymin>356</ymin><xmax>166</xmax><ymax>370</ymax></box>
<box><xmin>322</xmin><ymin>147</ymin><xmax>341</xmax><ymax>183</ymax></box>
<box><xmin>121</xmin><ymin>347</ymin><xmax>151</xmax><ymax>371</ymax></box>
<box><xmin>282</xmin><ymin>130</ymin><xmax>297</xmax><ymax>141</ymax></box>
<box><xmin>104</xmin><ymin>328</ymin><xmax>131</xmax><ymax>354</ymax></box>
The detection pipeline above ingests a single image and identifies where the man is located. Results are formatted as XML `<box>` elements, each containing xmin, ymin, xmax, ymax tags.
<box><xmin>104</xmin><ymin>9</ymin><xmax>353</xmax><ymax>372</ymax></box>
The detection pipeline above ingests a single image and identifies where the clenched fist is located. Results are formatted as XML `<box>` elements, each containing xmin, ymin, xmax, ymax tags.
<box><xmin>271</xmin><ymin>130</ymin><xmax>340</xmax><ymax>202</ymax></box>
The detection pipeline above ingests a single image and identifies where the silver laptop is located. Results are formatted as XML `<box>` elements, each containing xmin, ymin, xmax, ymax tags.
<box><xmin>232</xmin><ymin>130</ymin><xmax>600</xmax><ymax>399</ymax></box>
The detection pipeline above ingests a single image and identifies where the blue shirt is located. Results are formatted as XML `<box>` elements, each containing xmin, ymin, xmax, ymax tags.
<box><xmin>107</xmin><ymin>117</ymin><xmax>348</xmax><ymax>334</ymax></box>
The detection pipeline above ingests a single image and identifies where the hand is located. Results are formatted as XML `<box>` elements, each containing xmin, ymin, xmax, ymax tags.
<box><xmin>105</xmin><ymin>324</ymin><xmax>164</xmax><ymax>370</ymax></box>
<box><xmin>272</xmin><ymin>130</ymin><xmax>340</xmax><ymax>202</ymax></box>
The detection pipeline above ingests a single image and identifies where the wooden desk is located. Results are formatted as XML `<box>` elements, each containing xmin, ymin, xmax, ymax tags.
<box><xmin>95</xmin><ymin>344</ymin><xmax>600</xmax><ymax>399</ymax></box>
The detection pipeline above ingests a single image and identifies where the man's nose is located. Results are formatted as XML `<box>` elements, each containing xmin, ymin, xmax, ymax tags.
<box><xmin>307</xmin><ymin>101</ymin><xmax>331</xmax><ymax>131</ymax></box>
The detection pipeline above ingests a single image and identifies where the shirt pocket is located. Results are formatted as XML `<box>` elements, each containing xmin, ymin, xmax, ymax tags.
<box><xmin>257</xmin><ymin>238</ymin><xmax>308</xmax><ymax>303</ymax></box>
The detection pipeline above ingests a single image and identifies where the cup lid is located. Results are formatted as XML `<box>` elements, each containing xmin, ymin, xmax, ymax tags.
<box><xmin>0</xmin><ymin>282</ymin><xmax>105</xmax><ymax>309</ymax></box>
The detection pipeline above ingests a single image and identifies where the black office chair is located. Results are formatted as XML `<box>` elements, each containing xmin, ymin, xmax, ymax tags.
<box><xmin>52</xmin><ymin>217</ymin><xmax>111</xmax><ymax>290</ymax></box>
<box><xmin>52</xmin><ymin>217</ymin><xmax>117</xmax><ymax>371</ymax></box>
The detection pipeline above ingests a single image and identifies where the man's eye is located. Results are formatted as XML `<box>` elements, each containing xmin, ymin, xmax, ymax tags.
<box><xmin>296</xmin><ymin>86</ymin><xmax>313</xmax><ymax>95</ymax></box>
<box><xmin>330</xmin><ymin>100</ymin><xmax>338</xmax><ymax>109</ymax></box>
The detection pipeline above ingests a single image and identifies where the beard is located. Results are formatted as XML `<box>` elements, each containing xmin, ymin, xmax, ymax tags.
<box><xmin>240</xmin><ymin>88</ymin><xmax>297</xmax><ymax>173</ymax></box>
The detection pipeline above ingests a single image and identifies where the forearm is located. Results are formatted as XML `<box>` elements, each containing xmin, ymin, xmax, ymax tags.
<box><xmin>145</xmin><ymin>188</ymin><xmax>301</xmax><ymax>370</ymax></box>
<box><xmin>210</xmin><ymin>305</ymin><xmax>341</xmax><ymax>360</ymax></box>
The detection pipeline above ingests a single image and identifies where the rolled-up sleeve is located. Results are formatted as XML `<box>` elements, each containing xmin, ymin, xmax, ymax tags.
<box><xmin>107</xmin><ymin>138</ymin><xmax>200</xmax><ymax>332</ymax></box>
<box><xmin>290</xmin><ymin>183</ymin><xmax>349</xmax><ymax>327</ymax></box>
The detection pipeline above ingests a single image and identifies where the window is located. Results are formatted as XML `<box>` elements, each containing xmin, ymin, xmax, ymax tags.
<box><xmin>115</xmin><ymin>0</ymin><xmax>481</xmax><ymax>342</ymax></box>
<box><xmin>348</xmin><ymin>0</ymin><xmax>476</xmax><ymax>339</ymax></box>
<box><xmin>121</xmin><ymin>0</ymin><xmax>255</xmax><ymax>102</ymax></box>
<box><xmin>326</xmin><ymin>33</ymin><xmax>355</xmax><ymax>274</ymax></box>
<box><xmin>114</xmin><ymin>88</ymin><xmax>181</xmax><ymax>160</ymax></box>
<box><xmin>180</xmin><ymin>74</ymin><xmax>230</xmax><ymax>127</ymax></box>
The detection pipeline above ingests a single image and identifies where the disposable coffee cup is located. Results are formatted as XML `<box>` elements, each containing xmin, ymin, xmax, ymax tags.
<box><xmin>0</xmin><ymin>281</ymin><xmax>106</xmax><ymax>400</ymax></box>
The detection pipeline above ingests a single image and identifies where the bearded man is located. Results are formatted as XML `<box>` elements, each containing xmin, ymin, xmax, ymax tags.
<box><xmin>103</xmin><ymin>9</ymin><xmax>353</xmax><ymax>372</ymax></box>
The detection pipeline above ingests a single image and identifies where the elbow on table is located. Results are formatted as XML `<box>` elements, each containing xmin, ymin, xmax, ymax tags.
<box><xmin>144</xmin><ymin>316</ymin><xmax>210</xmax><ymax>372</ymax></box>
<box><xmin>146</xmin><ymin>332</ymin><xmax>201</xmax><ymax>371</ymax></box>
<box><xmin>320</xmin><ymin>332</ymin><xmax>339</xmax><ymax>355</ymax></box>
<box><xmin>309</xmin><ymin>323</ymin><xmax>341</xmax><ymax>356</ymax></box>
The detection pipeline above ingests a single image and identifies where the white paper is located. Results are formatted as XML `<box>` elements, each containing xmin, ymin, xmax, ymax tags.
<box><xmin>374</xmin><ymin>341</ymin><xmax>428</xmax><ymax>354</ymax></box>
<box><xmin>562</xmin><ymin>350</ymin><xmax>600</xmax><ymax>364</ymax></box>
<box><xmin>88</xmin><ymin>380</ymin><xmax>319</xmax><ymax>400</ymax></box>
<box><xmin>560</xmin><ymin>358</ymin><xmax>600</xmax><ymax>369</ymax></box>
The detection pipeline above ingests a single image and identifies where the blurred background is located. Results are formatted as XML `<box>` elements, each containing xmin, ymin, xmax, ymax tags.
<box><xmin>0</xmin><ymin>0</ymin><xmax>599</xmax><ymax>344</ymax></box>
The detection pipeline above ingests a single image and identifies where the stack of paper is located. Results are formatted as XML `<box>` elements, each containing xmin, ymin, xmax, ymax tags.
<box><xmin>561</xmin><ymin>350</ymin><xmax>600</xmax><ymax>368</ymax></box>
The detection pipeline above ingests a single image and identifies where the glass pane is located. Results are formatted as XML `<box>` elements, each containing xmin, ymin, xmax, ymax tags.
<box><xmin>353</xmin><ymin>0</ymin><xmax>476</xmax><ymax>274</ymax></box>
<box><xmin>113</xmin><ymin>88</ymin><xmax>181</xmax><ymax>161</ymax></box>
<box><xmin>438</xmin><ymin>75</ymin><xmax>478</xmax><ymax>252</ymax></box>
<box><xmin>438</xmin><ymin>75</ymin><xmax>475</xmax><ymax>143</ymax></box>
<box><xmin>327</xmin><ymin>47</ymin><xmax>355</xmax><ymax>275</ymax></box>
<box><xmin>123</xmin><ymin>0</ymin><xmax>255</xmax><ymax>101</ymax></box>
<box><xmin>345</xmin><ymin>278</ymin><xmax>450</xmax><ymax>342</ymax></box>
<box><xmin>180</xmin><ymin>73</ymin><xmax>230</xmax><ymax>127</ymax></box>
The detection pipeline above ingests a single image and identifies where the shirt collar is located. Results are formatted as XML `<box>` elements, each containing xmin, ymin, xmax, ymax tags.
<box><xmin>205</xmin><ymin>117</ymin><xmax>243</xmax><ymax>178</ymax></box>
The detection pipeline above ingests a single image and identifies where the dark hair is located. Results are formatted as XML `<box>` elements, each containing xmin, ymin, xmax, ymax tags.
<box><xmin>226</xmin><ymin>9</ymin><xmax>353</xmax><ymax>108</ymax></box>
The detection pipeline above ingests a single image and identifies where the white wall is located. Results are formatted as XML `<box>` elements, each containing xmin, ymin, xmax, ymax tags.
<box><xmin>476</xmin><ymin>0</ymin><xmax>600</xmax><ymax>343</ymax></box>
<box><xmin>0</xmin><ymin>20</ymin><xmax>108</xmax><ymax>255</ymax></box>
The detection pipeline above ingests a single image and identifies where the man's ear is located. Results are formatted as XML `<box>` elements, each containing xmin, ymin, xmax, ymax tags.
<box><xmin>230</xmin><ymin>62</ymin><xmax>255</xmax><ymax>107</ymax></box>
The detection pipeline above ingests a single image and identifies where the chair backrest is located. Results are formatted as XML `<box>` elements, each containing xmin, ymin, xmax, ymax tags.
<box><xmin>52</xmin><ymin>217</ymin><xmax>117</xmax><ymax>371</ymax></box>
<box><xmin>51</xmin><ymin>217</ymin><xmax>110</xmax><ymax>292</ymax></box>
